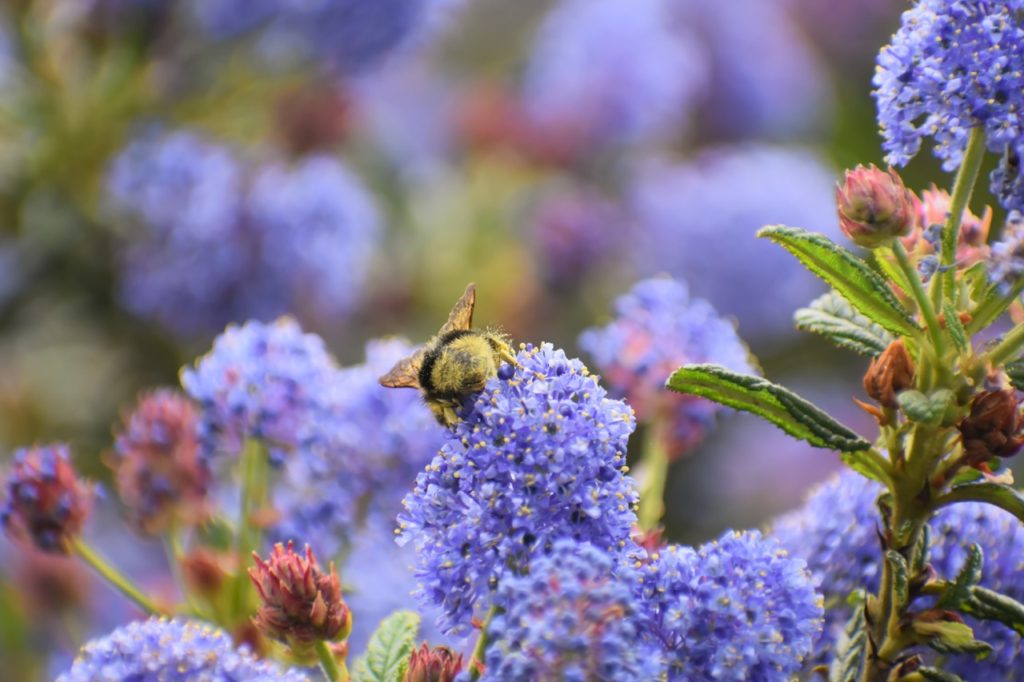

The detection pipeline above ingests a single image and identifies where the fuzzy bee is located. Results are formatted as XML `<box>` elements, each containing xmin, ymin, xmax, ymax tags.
<box><xmin>379</xmin><ymin>283</ymin><xmax>518</xmax><ymax>426</ymax></box>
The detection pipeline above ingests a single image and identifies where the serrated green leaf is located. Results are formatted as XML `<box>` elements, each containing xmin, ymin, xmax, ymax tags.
<box><xmin>915</xmin><ymin>668</ymin><xmax>965</xmax><ymax>682</ymax></box>
<box><xmin>874</xmin><ymin>247</ymin><xmax>916</xmax><ymax>301</ymax></box>
<box><xmin>897</xmin><ymin>389</ymin><xmax>954</xmax><ymax>425</ymax></box>
<box><xmin>353</xmin><ymin>611</ymin><xmax>420</xmax><ymax>682</ymax></box>
<box><xmin>1006</xmin><ymin>360</ymin><xmax>1024</xmax><ymax>392</ymax></box>
<box><xmin>963</xmin><ymin>586</ymin><xmax>1024</xmax><ymax>636</ymax></box>
<box><xmin>829</xmin><ymin>593</ymin><xmax>868</xmax><ymax>682</ymax></box>
<box><xmin>666</xmin><ymin>364</ymin><xmax>871</xmax><ymax>452</ymax></box>
<box><xmin>795</xmin><ymin>291</ymin><xmax>895</xmax><ymax>356</ymax></box>
<box><xmin>911</xmin><ymin>524</ymin><xmax>932</xmax><ymax>574</ymax></box>
<box><xmin>939</xmin><ymin>544</ymin><xmax>984</xmax><ymax>609</ymax></box>
<box><xmin>758</xmin><ymin>226</ymin><xmax>918</xmax><ymax>337</ymax></box>
<box><xmin>943</xmin><ymin>301</ymin><xmax>969</xmax><ymax>354</ymax></box>
<box><xmin>887</xmin><ymin>550</ymin><xmax>910</xmax><ymax>608</ymax></box>
<box><xmin>913</xmin><ymin>619</ymin><xmax>991</xmax><ymax>658</ymax></box>
<box><xmin>935</xmin><ymin>482</ymin><xmax>1024</xmax><ymax>524</ymax></box>
<box><xmin>841</xmin><ymin>449</ymin><xmax>894</xmax><ymax>487</ymax></box>
<box><xmin>966</xmin><ymin>278</ymin><xmax>1024</xmax><ymax>336</ymax></box>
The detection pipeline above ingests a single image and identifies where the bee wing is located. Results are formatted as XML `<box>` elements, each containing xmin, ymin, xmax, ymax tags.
<box><xmin>379</xmin><ymin>347</ymin><xmax>426</xmax><ymax>389</ymax></box>
<box><xmin>438</xmin><ymin>282</ymin><xmax>476</xmax><ymax>335</ymax></box>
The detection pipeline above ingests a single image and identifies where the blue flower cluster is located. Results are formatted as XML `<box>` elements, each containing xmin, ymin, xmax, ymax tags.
<box><xmin>989</xmin><ymin>211</ymin><xmax>1024</xmax><ymax>294</ymax></box>
<box><xmin>771</xmin><ymin>470</ymin><xmax>1024</xmax><ymax>678</ymax></box>
<box><xmin>636</xmin><ymin>531</ymin><xmax>823</xmax><ymax>681</ymax></box>
<box><xmin>56</xmin><ymin>617</ymin><xmax>310</xmax><ymax>681</ymax></box>
<box><xmin>181</xmin><ymin>318</ymin><xmax>338</xmax><ymax>467</ymax></box>
<box><xmin>874</xmin><ymin>0</ymin><xmax>1024</xmax><ymax>210</ymax></box>
<box><xmin>482</xmin><ymin>539</ymin><xmax>665</xmax><ymax>681</ymax></box>
<box><xmin>107</xmin><ymin>129</ymin><xmax>380</xmax><ymax>335</ymax></box>
<box><xmin>397</xmin><ymin>343</ymin><xmax>640</xmax><ymax>633</ymax></box>
<box><xmin>580</xmin><ymin>277</ymin><xmax>753</xmax><ymax>456</ymax></box>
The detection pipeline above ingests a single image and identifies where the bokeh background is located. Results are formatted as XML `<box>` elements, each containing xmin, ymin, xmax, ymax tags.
<box><xmin>0</xmin><ymin>1</ymin><xmax>1010</xmax><ymax>679</ymax></box>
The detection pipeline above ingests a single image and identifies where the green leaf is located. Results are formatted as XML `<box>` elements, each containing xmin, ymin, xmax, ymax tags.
<box><xmin>1006</xmin><ymin>360</ymin><xmax>1024</xmax><ymax>392</ymax></box>
<box><xmin>829</xmin><ymin>592</ymin><xmax>868</xmax><ymax>682</ymax></box>
<box><xmin>841</xmin><ymin>449</ymin><xmax>894</xmax><ymax>487</ymax></box>
<box><xmin>943</xmin><ymin>301</ymin><xmax>969</xmax><ymax>354</ymax></box>
<box><xmin>758</xmin><ymin>226</ymin><xmax>918</xmax><ymax>337</ymax></box>
<box><xmin>936</xmin><ymin>482</ymin><xmax>1024</xmax><ymax>524</ymax></box>
<box><xmin>966</xmin><ymin>277</ymin><xmax>1024</xmax><ymax>336</ymax></box>
<box><xmin>912</xmin><ymin>619</ymin><xmax>991</xmax><ymax>658</ymax></box>
<box><xmin>963</xmin><ymin>586</ymin><xmax>1024</xmax><ymax>636</ymax></box>
<box><xmin>887</xmin><ymin>550</ymin><xmax>910</xmax><ymax>608</ymax></box>
<box><xmin>939</xmin><ymin>544</ymin><xmax>984</xmax><ymax>609</ymax></box>
<box><xmin>666</xmin><ymin>364</ymin><xmax>871</xmax><ymax>452</ymax></box>
<box><xmin>915</xmin><ymin>668</ymin><xmax>964</xmax><ymax>682</ymax></box>
<box><xmin>795</xmin><ymin>291</ymin><xmax>895</xmax><ymax>356</ymax></box>
<box><xmin>897</xmin><ymin>389</ymin><xmax>954</xmax><ymax>425</ymax></box>
<box><xmin>353</xmin><ymin>611</ymin><xmax>421</xmax><ymax>682</ymax></box>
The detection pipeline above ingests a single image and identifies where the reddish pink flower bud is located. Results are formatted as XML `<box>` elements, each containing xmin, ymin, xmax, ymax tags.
<box><xmin>901</xmin><ymin>185</ymin><xmax>993</xmax><ymax>265</ymax></box>
<box><xmin>112</xmin><ymin>390</ymin><xmax>210</xmax><ymax>534</ymax></box>
<box><xmin>836</xmin><ymin>165</ymin><xmax>916</xmax><ymax>248</ymax></box>
<box><xmin>958</xmin><ymin>390</ymin><xmax>1024</xmax><ymax>467</ymax></box>
<box><xmin>403</xmin><ymin>643</ymin><xmax>465</xmax><ymax>682</ymax></box>
<box><xmin>1</xmin><ymin>444</ymin><xmax>92</xmax><ymax>554</ymax></box>
<box><xmin>249</xmin><ymin>542</ymin><xmax>351</xmax><ymax>657</ymax></box>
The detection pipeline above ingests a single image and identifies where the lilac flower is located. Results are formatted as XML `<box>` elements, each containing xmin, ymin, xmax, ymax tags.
<box><xmin>521</xmin><ymin>0</ymin><xmax>707</xmax><ymax>153</ymax></box>
<box><xmin>482</xmin><ymin>539</ymin><xmax>666</xmax><ymax>681</ymax></box>
<box><xmin>874</xmin><ymin>1</ymin><xmax>1024</xmax><ymax>211</ymax></box>
<box><xmin>56</xmin><ymin>617</ymin><xmax>310</xmax><ymax>681</ymax></box>
<box><xmin>180</xmin><ymin>318</ymin><xmax>338</xmax><ymax>467</ymax></box>
<box><xmin>247</xmin><ymin>155</ymin><xmax>380</xmax><ymax>321</ymax></box>
<box><xmin>630</xmin><ymin>144</ymin><xmax>840</xmax><ymax>345</ymax></box>
<box><xmin>989</xmin><ymin>211</ymin><xmax>1024</xmax><ymax>294</ymax></box>
<box><xmin>579</xmin><ymin>277</ymin><xmax>754</xmax><ymax>457</ymax></box>
<box><xmin>636</xmin><ymin>531</ymin><xmax>823</xmax><ymax>681</ymax></box>
<box><xmin>272</xmin><ymin>338</ymin><xmax>446</xmax><ymax>558</ymax></box>
<box><xmin>771</xmin><ymin>469</ymin><xmax>1024</xmax><ymax>677</ymax></box>
<box><xmin>397</xmin><ymin>343</ymin><xmax>640</xmax><ymax>633</ymax></box>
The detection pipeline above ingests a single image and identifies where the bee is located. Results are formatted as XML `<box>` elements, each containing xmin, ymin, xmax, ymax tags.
<box><xmin>379</xmin><ymin>283</ymin><xmax>518</xmax><ymax>426</ymax></box>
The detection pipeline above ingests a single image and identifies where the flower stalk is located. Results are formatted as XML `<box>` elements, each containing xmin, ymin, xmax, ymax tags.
<box><xmin>233</xmin><ymin>437</ymin><xmax>269</xmax><ymax>617</ymax></box>
<box><xmin>935</xmin><ymin>127</ymin><xmax>986</xmax><ymax>307</ymax></box>
<box><xmin>72</xmin><ymin>538</ymin><xmax>165</xmax><ymax>616</ymax></box>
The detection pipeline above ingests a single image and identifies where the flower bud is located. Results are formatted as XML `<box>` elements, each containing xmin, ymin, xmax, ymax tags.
<box><xmin>112</xmin><ymin>390</ymin><xmax>210</xmax><ymax>535</ymax></box>
<box><xmin>1</xmin><ymin>444</ymin><xmax>92</xmax><ymax>554</ymax></box>
<box><xmin>181</xmin><ymin>547</ymin><xmax>228</xmax><ymax>598</ymax></box>
<box><xmin>864</xmin><ymin>339</ymin><xmax>915</xmax><ymax>408</ymax></box>
<box><xmin>836</xmin><ymin>165</ymin><xmax>916</xmax><ymax>248</ymax></box>
<box><xmin>958</xmin><ymin>390</ymin><xmax>1024</xmax><ymax>467</ymax></box>
<box><xmin>403</xmin><ymin>644</ymin><xmax>465</xmax><ymax>682</ymax></box>
<box><xmin>249</xmin><ymin>541</ymin><xmax>351</xmax><ymax>657</ymax></box>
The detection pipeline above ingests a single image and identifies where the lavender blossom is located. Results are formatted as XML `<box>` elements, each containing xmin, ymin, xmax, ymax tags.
<box><xmin>56</xmin><ymin>617</ymin><xmax>310</xmax><ymax>681</ymax></box>
<box><xmin>579</xmin><ymin>277</ymin><xmax>754</xmax><ymax>457</ymax></box>
<box><xmin>397</xmin><ymin>343</ymin><xmax>640</xmax><ymax>633</ymax></box>
<box><xmin>989</xmin><ymin>211</ymin><xmax>1024</xmax><ymax>295</ymax></box>
<box><xmin>874</xmin><ymin>0</ymin><xmax>1024</xmax><ymax>211</ymax></box>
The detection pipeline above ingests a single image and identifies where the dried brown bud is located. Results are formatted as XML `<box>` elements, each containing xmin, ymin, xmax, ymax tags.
<box><xmin>249</xmin><ymin>541</ymin><xmax>351</xmax><ymax>657</ymax></box>
<box><xmin>837</xmin><ymin>165</ymin><xmax>917</xmax><ymax>248</ymax></box>
<box><xmin>958</xmin><ymin>389</ymin><xmax>1024</xmax><ymax>467</ymax></box>
<box><xmin>403</xmin><ymin>643</ymin><xmax>465</xmax><ymax>682</ymax></box>
<box><xmin>864</xmin><ymin>339</ymin><xmax>915</xmax><ymax>408</ymax></box>
<box><xmin>181</xmin><ymin>547</ymin><xmax>228</xmax><ymax>597</ymax></box>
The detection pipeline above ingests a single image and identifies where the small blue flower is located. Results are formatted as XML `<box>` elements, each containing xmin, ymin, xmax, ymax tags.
<box><xmin>181</xmin><ymin>318</ymin><xmax>338</xmax><ymax>467</ymax></box>
<box><xmin>482</xmin><ymin>539</ymin><xmax>666</xmax><ymax>681</ymax></box>
<box><xmin>397</xmin><ymin>343</ymin><xmax>640</xmax><ymax>633</ymax></box>
<box><xmin>874</xmin><ymin>0</ymin><xmax>1024</xmax><ymax>210</ymax></box>
<box><xmin>580</xmin><ymin>277</ymin><xmax>753</xmax><ymax>456</ymax></box>
<box><xmin>636</xmin><ymin>531</ymin><xmax>823</xmax><ymax>681</ymax></box>
<box><xmin>56</xmin><ymin>617</ymin><xmax>310</xmax><ymax>681</ymax></box>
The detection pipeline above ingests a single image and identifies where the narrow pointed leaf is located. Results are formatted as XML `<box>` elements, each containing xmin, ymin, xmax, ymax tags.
<box><xmin>667</xmin><ymin>364</ymin><xmax>870</xmax><ymax>452</ymax></box>
<box><xmin>963</xmin><ymin>587</ymin><xmax>1024</xmax><ymax>636</ymax></box>
<box><xmin>758</xmin><ymin>225</ymin><xmax>918</xmax><ymax>336</ymax></box>
<box><xmin>887</xmin><ymin>550</ymin><xmax>910</xmax><ymax>608</ymax></box>
<box><xmin>841</xmin><ymin>449</ymin><xmax>894</xmax><ymax>487</ymax></box>
<box><xmin>913</xmin><ymin>620</ymin><xmax>991</xmax><ymax>658</ymax></box>
<box><xmin>966</xmin><ymin>277</ymin><xmax>1024</xmax><ymax>336</ymax></box>
<box><xmin>795</xmin><ymin>291</ymin><xmax>894</xmax><ymax>356</ymax></box>
<box><xmin>353</xmin><ymin>610</ymin><xmax>421</xmax><ymax>682</ymax></box>
<box><xmin>1006</xmin><ymin>360</ymin><xmax>1024</xmax><ymax>392</ymax></box>
<box><xmin>939</xmin><ymin>544</ymin><xmax>984</xmax><ymax>609</ymax></box>
<box><xmin>943</xmin><ymin>301</ymin><xmax>969</xmax><ymax>354</ymax></box>
<box><xmin>916</xmin><ymin>669</ymin><xmax>964</xmax><ymax>682</ymax></box>
<box><xmin>935</xmin><ymin>482</ymin><xmax>1024</xmax><ymax>524</ymax></box>
<box><xmin>829</xmin><ymin>593</ymin><xmax>868</xmax><ymax>682</ymax></box>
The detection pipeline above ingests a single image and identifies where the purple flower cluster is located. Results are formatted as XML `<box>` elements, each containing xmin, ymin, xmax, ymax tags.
<box><xmin>56</xmin><ymin>617</ymin><xmax>310</xmax><ymax>682</ymax></box>
<box><xmin>989</xmin><ymin>211</ymin><xmax>1024</xmax><ymax>294</ymax></box>
<box><xmin>482</xmin><ymin>539</ymin><xmax>666</xmax><ymax>681</ymax></box>
<box><xmin>874</xmin><ymin>0</ymin><xmax>1024</xmax><ymax>210</ymax></box>
<box><xmin>771</xmin><ymin>469</ymin><xmax>1024</xmax><ymax>677</ymax></box>
<box><xmin>107</xmin><ymin>129</ymin><xmax>380</xmax><ymax>335</ymax></box>
<box><xmin>397</xmin><ymin>343</ymin><xmax>639</xmax><ymax>633</ymax></box>
<box><xmin>629</xmin><ymin>144</ymin><xmax>839</xmax><ymax>344</ymax></box>
<box><xmin>636</xmin><ymin>531</ymin><xmax>823</xmax><ymax>681</ymax></box>
<box><xmin>180</xmin><ymin>318</ymin><xmax>338</xmax><ymax>467</ymax></box>
<box><xmin>580</xmin><ymin>277</ymin><xmax>753</xmax><ymax>457</ymax></box>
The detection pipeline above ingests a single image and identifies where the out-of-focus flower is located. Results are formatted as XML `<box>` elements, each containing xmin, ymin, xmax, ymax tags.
<box><xmin>180</xmin><ymin>547</ymin><xmax>229</xmax><ymax>599</ymax></box>
<box><xmin>398</xmin><ymin>343</ymin><xmax>639</xmax><ymax>633</ymax></box>
<box><xmin>902</xmin><ymin>186</ymin><xmax>993</xmax><ymax>273</ymax></box>
<box><xmin>246</xmin><ymin>155</ymin><xmax>380</xmax><ymax>322</ymax></box>
<box><xmin>989</xmin><ymin>211</ymin><xmax>1024</xmax><ymax>294</ymax></box>
<box><xmin>786</xmin><ymin>0</ymin><xmax>900</xmax><ymax>61</ymax></box>
<box><xmin>836</xmin><ymin>165</ymin><xmax>916</xmax><ymax>248</ymax></box>
<box><xmin>483</xmin><ymin>539</ymin><xmax>665</xmax><ymax>681</ymax></box>
<box><xmin>636</xmin><ymin>531</ymin><xmax>823</xmax><ymax>681</ymax></box>
<box><xmin>771</xmin><ymin>469</ymin><xmax>1024</xmax><ymax>677</ymax></box>
<box><xmin>521</xmin><ymin>0</ymin><xmax>706</xmax><ymax>156</ymax></box>
<box><xmin>631</xmin><ymin>145</ymin><xmax>838</xmax><ymax>345</ymax></box>
<box><xmin>579</xmin><ymin>277</ymin><xmax>753</xmax><ymax>457</ymax></box>
<box><xmin>111</xmin><ymin>389</ymin><xmax>210</xmax><ymax>534</ymax></box>
<box><xmin>274</xmin><ymin>84</ymin><xmax>351</xmax><ymax>156</ymax></box>
<box><xmin>874</xmin><ymin>1</ymin><xmax>1024</xmax><ymax>211</ymax></box>
<box><xmin>404</xmin><ymin>643</ymin><xmax>464</xmax><ymax>682</ymax></box>
<box><xmin>1</xmin><ymin>444</ymin><xmax>92</xmax><ymax>554</ymax></box>
<box><xmin>55</xmin><ymin>617</ymin><xmax>311</xmax><ymax>681</ymax></box>
<box><xmin>181</xmin><ymin>318</ymin><xmax>338</xmax><ymax>467</ymax></box>
<box><xmin>958</xmin><ymin>390</ymin><xmax>1024</xmax><ymax>468</ymax></box>
<box><xmin>249</xmin><ymin>541</ymin><xmax>351</xmax><ymax>656</ymax></box>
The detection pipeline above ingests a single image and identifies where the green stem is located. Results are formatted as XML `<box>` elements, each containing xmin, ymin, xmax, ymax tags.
<box><xmin>638</xmin><ymin>422</ymin><xmax>671</xmax><ymax>531</ymax></box>
<box><xmin>934</xmin><ymin>127</ymin><xmax>987</xmax><ymax>307</ymax></box>
<box><xmin>233</xmin><ymin>438</ymin><xmax>269</xmax><ymax>617</ymax></box>
<box><xmin>72</xmin><ymin>538</ymin><xmax>164</xmax><ymax>616</ymax></box>
<box><xmin>314</xmin><ymin>640</ymin><xmax>347</xmax><ymax>682</ymax></box>
<box><xmin>468</xmin><ymin>606</ymin><xmax>499</xmax><ymax>681</ymax></box>
<box><xmin>892</xmin><ymin>241</ymin><xmax>946</xmax><ymax>382</ymax></box>
<box><xmin>966</xmin><ymin>277</ymin><xmax>1024</xmax><ymax>336</ymax></box>
<box><xmin>985</xmin><ymin>321</ymin><xmax>1024</xmax><ymax>368</ymax></box>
